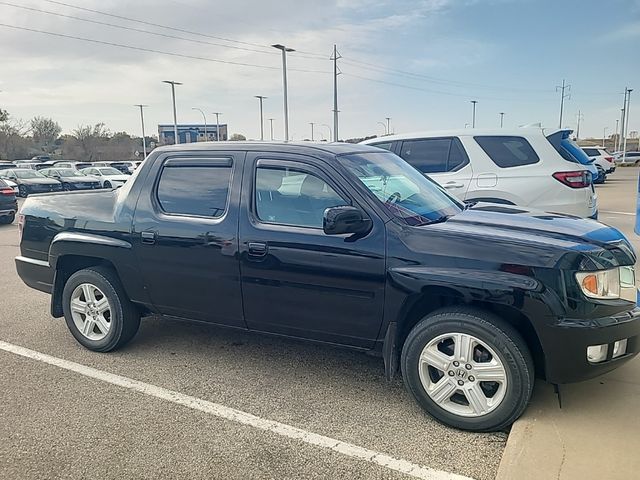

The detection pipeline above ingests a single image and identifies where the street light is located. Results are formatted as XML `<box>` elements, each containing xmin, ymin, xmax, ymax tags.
<box><xmin>471</xmin><ymin>100</ymin><xmax>478</xmax><ymax>128</ymax></box>
<box><xmin>272</xmin><ymin>44</ymin><xmax>295</xmax><ymax>142</ymax></box>
<box><xmin>191</xmin><ymin>107</ymin><xmax>207</xmax><ymax>142</ymax></box>
<box><xmin>162</xmin><ymin>80</ymin><xmax>182</xmax><ymax>144</ymax></box>
<box><xmin>377</xmin><ymin>122</ymin><xmax>387</xmax><ymax>135</ymax></box>
<box><xmin>254</xmin><ymin>95</ymin><xmax>267</xmax><ymax>141</ymax></box>
<box><xmin>603</xmin><ymin>127</ymin><xmax>609</xmax><ymax>148</ymax></box>
<box><xmin>623</xmin><ymin>89</ymin><xmax>633</xmax><ymax>163</ymax></box>
<box><xmin>134</xmin><ymin>104</ymin><xmax>148</xmax><ymax>158</ymax></box>
<box><xmin>499</xmin><ymin>112</ymin><xmax>505</xmax><ymax>128</ymax></box>
<box><xmin>309</xmin><ymin>122</ymin><xmax>315</xmax><ymax>141</ymax></box>
<box><xmin>211</xmin><ymin>112</ymin><xmax>223</xmax><ymax>141</ymax></box>
<box><xmin>385</xmin><ymin>117</ymin><xmax>391</xmax><ymax>135</ymax></box>
<box><xmin>268</xmin><ymin>118</ymin><xmax>275</xmax><ymax>140</ymax></box>
<box><xmin>320</xmin><ymin>123</ymin><xmax>332</xmax><ymax>142</ymax></box>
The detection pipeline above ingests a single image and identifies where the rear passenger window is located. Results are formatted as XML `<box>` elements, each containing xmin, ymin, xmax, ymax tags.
<box><xmin>399</xmin><ymin>137</ymin><xmax>469</xmax><ymax>174</ymax></box>
<box><xmin>255</xmin><ymin>165</ymin><xmax>347</xmax><ymax>228</ymax></box>
<box><xmin>157</xmin><ymin>161</ymin><xmax>232</xmax><ymax>218</ymax></box>
<box><xmin>371</xmin><ymin>142</ymin><xmax>393</xmax><ymax>151</ymax></box>
<box><xmin>475</xmin><ymin>136</ymin><xmax>539</xmax><ymax>168</ymax></box>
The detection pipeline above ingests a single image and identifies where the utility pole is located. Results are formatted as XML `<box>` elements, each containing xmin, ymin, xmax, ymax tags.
<box><xmin>191</xmin><ymin>107</ymin><xmax>207</xmax><ymax>141</ymax></box>
<box><xmin>603</xmin><ymin>127</ymin><xmax>608</xmax><ymax>148</ymax></box>
<box><xmin>331</xmin><ymin>44</ymin><xmax>341</xmax><ymax>142</ymax></box>
<box><xmin>385</xmin><ymin>117</ymin><xmax>391</xmax><ymax>135</ymax></box>
<box><xmin>499</xmin><ymin>112</ymin><xmax>505</xmax><ymax>128</ymax></box>
<box><xmin>556</xmin><ymin>79</ymin><xmax>571</xmax><ymax>129</ymax></box>
<box><xmin>254</xmin><ymin>95</ymin><xmax>267</xmax><ymax>141</ymax></box>
<box><xmin>615</xmin><ymin>118</ymin><xmax>620</xmax><ymax>151</ymax></box>
<box><xmin>134</xmin><ymin>104</ymin><xmax>148</xmax><ymax>158</ymax></box>
<box><xmin>621</xmin><ymin>89</ymin><xmax>629</xmax><ymax>154</ymax></box>
<box><xmin>309</xmin><ymin>122</ymin><xmax>315</xmax><ymax>141</ymax></box>
<box><xmin>211</xmin><ymin>112</ymin><xmax>222</xmax><ymax>141</ymax></box>
<box><xmin>162</xmin><ymin>80</ymin><xmax>182</xmax><ymax>144</ymax></box>
<box><xmin>622</xmin><ymin>89</ymin><xmax>633</xmax><ymax>163</ymax></box>
<box><xmin>471</xmin><ymin>100</ymin><xmax>478</xmax><ymax>128</ymax></box>
<box><xmin>272</xmin><ymin>44</ymin><xmax>294</xmax><ymax>142</ymax></box>
<box><xmin>268</xmin><ymin>118</ymin><xmax>275</xmax><ymax>140</ymax></box>
<box><xmin>575</xmin><ymin>110</ymin><xmax>584</xmax><ymax>139</ymax></box>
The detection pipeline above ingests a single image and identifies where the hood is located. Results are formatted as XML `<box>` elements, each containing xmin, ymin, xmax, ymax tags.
<box><xmin>405</xmin><ymin>203</ymin><xmax>635</xmax><ymax>270</ymax></box>
<box><xmin>20</xmin><ymin>178</ymin><xmax>60</xmax><ymax>185</ymax></box>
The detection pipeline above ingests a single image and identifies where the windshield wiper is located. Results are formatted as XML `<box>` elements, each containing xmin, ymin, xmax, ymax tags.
<box><xmin>416</xmin><ymin>215</ymin><xmax>452</xmax><ymax>226</ymax></box>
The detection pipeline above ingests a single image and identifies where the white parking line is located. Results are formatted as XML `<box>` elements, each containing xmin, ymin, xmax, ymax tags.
<box><xmin>600</xmin><ymin>210</ymin><xmax>635</xmax><ymax>216</ymax></box>
<box><xmin>0</xmin><ymin>340</ymin><xmax>473</xmax><ymax>480</ymax></box>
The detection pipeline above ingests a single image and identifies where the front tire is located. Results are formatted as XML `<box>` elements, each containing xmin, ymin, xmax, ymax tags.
<box><xmin>18</xmin><ymin>185</ymin><xmax>27</xmax><ymax>197</ymax></box>
<box><xmin>103</xmin><ymin>181</ymin><xmax>112</xmax><ymax>189</ymax></box>
<box><xmin>62</xmin><ymin>266</ymin><xmax>140</xmax><ymax>352</ymax></box>
<box><xmin>401</xmin><ymin>307</ymin><xmax>534</xmax><ymax>432</ymax></box>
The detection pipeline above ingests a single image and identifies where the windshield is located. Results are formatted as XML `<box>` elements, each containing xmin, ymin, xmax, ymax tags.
<box><xmin>340</xmin><ymin>152</ymin><xmax>462</xmax><ymax>226</ymax></box>
<box><xmin>99</xmin><ymin>167</ymin><xmax>122</xmax><ymax>175</ymax></box>
<box><xmin>58</xmin><ymin>168</ymin><xmax>85</xmax><ymax>176</ymax></box>
<box><xmin>15</xmin><ymin>170</ymin><xmax>45</xmax><ymax>179</ymax></box>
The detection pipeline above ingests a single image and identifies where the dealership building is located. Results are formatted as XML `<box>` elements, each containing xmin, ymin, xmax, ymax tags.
<box><xmin>158</xmin><ymin>123</ymin><xmax>228</xmax><ymax>144</ymax></box>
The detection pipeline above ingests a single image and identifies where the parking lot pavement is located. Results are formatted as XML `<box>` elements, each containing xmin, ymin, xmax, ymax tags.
<box><xmin>498</xmin><ymin>167</ymin><xmax>640</xmax><ymax>480</ymax></box>
<box><xmin>0</xmin><ymin>214</ymin><xmax>503</xmax><ymax>479</ymax></box>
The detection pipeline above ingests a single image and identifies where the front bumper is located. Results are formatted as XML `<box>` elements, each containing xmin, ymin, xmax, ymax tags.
<box><xmin>541</xmin><ymin>306</ymin><xmax>640</xmax><ymax>384</ymax></box>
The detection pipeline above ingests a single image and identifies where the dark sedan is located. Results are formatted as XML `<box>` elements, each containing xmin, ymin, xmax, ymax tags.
<box><xmin>0</xmin><ymin>178</ymin><xmax>18</xmax><ymax>224</ymax></box>
<box><xmin>39</xmin><ymin>168</ymin><xmax>101</xmax><ymax>191</ymax></box>
<box><xmin>0</xmin><ymin>169</ymin><xmax>62</xmax><ymax>197</ymax></box>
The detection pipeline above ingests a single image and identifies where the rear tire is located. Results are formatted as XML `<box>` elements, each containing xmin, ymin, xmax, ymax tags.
<box><xmin>0</xmin><ymin>213</ymin><xmax>15</xmax><ymax>224</ymax></box>
<box><xmin>18</xmin><ymin>185</ymin><xmax>27</xmax><ymax>197</ymax></box>
<box><xmin>62</xmin><ymin>266</ymin><xmax>140</xmax><ymax>352</ymax></box>
<box><xmin>104</xmin><ymin>181</ymin><xmax>112</xmax><ymax>189</ymax></box>
<box><xmin>62</xmin><ymin>183</ymin><xmax>71</xmax><ymax>191</ymax></box>
<box><xmin>401</xmin><ymin>307</ymin><xmax>534</xmax><ymax>432</ymax></box>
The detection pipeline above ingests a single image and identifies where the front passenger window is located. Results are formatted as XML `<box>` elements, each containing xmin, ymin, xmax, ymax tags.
<box><xmin>255</xmin><ymin>166</ymin><xmax>348</xmax><ymax>228</ymax></box>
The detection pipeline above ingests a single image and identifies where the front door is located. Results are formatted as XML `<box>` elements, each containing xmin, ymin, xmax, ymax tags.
<box><xmin>238</xmin><ymin>153</ymin><xmax>386</xmax><ymax>348</ymax></box>
<box><xmin>132</xmin><ymin>151</ymin><xmax>245</xmax><ymax>327</ymax></box>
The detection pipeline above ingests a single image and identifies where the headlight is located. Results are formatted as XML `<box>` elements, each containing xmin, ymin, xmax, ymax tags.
<box><xmin>576</xmin><ymin>266</ymin><xmax>636</xmax><ymax>301</ymax></box>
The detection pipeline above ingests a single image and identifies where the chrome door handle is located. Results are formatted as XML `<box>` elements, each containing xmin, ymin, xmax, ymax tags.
<box><xmin>248</xmin><ymin>242</ymin><xmax>268</xmax><ymax>256</ymax></box>
<box><xmin>141</xmin><ymin>231</ymin><xmax>156</xmax><ymax>245</ymax></box>
<box><xmin>444</xmin><ymin>181</ymin><xmax>464</xmax><ymax>189</ymax></box>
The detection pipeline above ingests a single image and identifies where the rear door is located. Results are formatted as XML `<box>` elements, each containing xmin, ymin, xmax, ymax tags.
<box><xmin>396</xmin><ymin>137</ymin><xmax>473</xmax><ymax>200</ymax></box>
<box><xmin>132</xmin><ymin>151</ymin><xmax>245</xmax><ymax>327</ymax></box>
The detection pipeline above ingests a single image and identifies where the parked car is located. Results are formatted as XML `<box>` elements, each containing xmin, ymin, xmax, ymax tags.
<box><xmin>581</xmin><ymin>147</ymin><xmax>616</xmax><ymax>175</ymax></box>
<box><xmin>0</xmin><ymin>161</ymin><xmax>15</xmax><ymax>171</ymax></box>
<box><xmin>79</xmin><ymin>166</ymin><xmax>130</xmax><ymax>188</ymax></box>
<box><xmin>0</xmin><ymin>168</ymin><xmax>62</xmax><ymax>197</ymax></box>
<box><xmin>53</xmin><ymin>161</ymin><xmax>92</xmax><ymax>170</ymax></box>
<box><xmin>31</xmin><ymin>155</ymin><xmax>52</xmax><ymax>162</ymax></box>
<box><xmin>618</xmin><ymin>152</ymin><xmax>640</xmax><ymax>166</ymax></box>
<box><xmin>16</xmin><ymin>142</ymin><xmax>639</xmax><ymax>432</ymax></box>
<box><xmin>0</xmin><ymin>178</ymin><xmax>18</xmax><ymax>224</ymax></box>
<box><xmin>4</xmin><ymin>179</ymin><xmax>19</xmax><ymax>194</ymax></box>
<box><xmin>362</xmin><ymin>128</ymin><xmax>597</xmax><ymax>218</ymax></box>
<box><xmin>93</xmin><ymin>161</ymin><xmax>135</xmax><ymax>174</ymax></box>
<box><xmin>39</xmin><ymin>168</ymin><xmax>101</xmax><ymax>191</ymax></box>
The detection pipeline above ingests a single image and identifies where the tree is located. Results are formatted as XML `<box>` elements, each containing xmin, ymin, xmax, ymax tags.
<box><xmin>0</xmin><ymin>108</ymin><xmax>8</xmax><ymax>123</ymax></box>
<box><xmin>63</xmin><ymin>123</ymin><xmax>111</xmax><ymax>161</ymax></box>
<box><xmin>31</xmin><ymin>116</ymin><xmax>62</xmax><ymax>149</ymax></box>
<box><xmin>229</xmin><ymin>133</ymin><xmax>246</xmax><ymax>141</ymax></box>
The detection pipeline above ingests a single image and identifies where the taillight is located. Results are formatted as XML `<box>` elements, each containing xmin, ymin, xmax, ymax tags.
<box><xmin>17</xmin><ymin>214</ymin><xmax>25</xmax><ymax>242</ymax></box>
<box><xmin>552</xmin><ymin>170</ymin><xmax>592</xmax><ymax>188</ymax></box>
<box><xmin>0</xmin><ymin>187</ymin><xmax>14</xmax><ymax>195</ymax></box>
<box><xmin>604</xmin><ymin>156</ymin><xmax>614</xmax><ymax>163</ymax></box>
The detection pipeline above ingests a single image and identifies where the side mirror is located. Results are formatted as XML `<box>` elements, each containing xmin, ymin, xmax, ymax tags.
<box><xmin>323</xmin><ymin>206</ymin><xmax>372</xmax><ymax>235</ymax></box>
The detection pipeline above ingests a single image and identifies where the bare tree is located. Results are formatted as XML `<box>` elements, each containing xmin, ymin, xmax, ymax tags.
<box><xmin>229</xmin><ymin>133</ymin><xmax>246</xmax><ymax>141</ymax></box>
<box><xmin>30</xmin><ymin>116</ymin><xmax>62</xmax><ymax>149</ymax></box>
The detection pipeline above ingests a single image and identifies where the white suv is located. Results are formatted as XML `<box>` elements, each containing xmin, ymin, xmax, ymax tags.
<box><xmin>581</xmin><ymin>146</ymin><xmax>616</xmax><ymax>177</ymax></box>
<box><xmin>361</xmin><ymin>128</ymin><xmax>597</xmax><ymax>218</ymax></box>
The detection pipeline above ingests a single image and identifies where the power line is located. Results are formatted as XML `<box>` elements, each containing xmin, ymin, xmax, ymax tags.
<box><xmin>0</xmin><ymin>1</ymin><xmax>280</xmax><ymax>56</ymax></box>
<box><xmin>0</xmin><ymin>23</ymin><xmax>331</xmax><ymax>74</ymax></box>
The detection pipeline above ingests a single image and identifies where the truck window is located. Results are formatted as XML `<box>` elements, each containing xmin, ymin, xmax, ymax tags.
<box><xmin>255</xmin><ymin>165</ymin><xmax>347</xmax><ymax>228</ymax></box>
<box><xmin>157</xmin><ymin>163</ymin><xmax>232</xmax><ymax>218</ymax></box>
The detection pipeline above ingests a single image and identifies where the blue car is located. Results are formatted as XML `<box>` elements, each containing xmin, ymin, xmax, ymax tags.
<box><xmin>547</xmin><ymin>129</ymin><xmax>600</xmax><ymax>183</ymax></box>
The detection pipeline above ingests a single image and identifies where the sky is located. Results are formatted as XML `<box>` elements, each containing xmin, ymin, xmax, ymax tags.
<box><xmin>0</xmin><ymin>0</ymin><xmax>639</xmax><ymax>141</ymax></box>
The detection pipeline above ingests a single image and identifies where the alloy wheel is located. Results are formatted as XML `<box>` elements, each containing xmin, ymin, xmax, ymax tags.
<box><xmin>418</xmin><ymin>332</ymin><xmax>508</xmax><ymax>417</ymax></box>
<box><xmin>69</xmin><ymin>283</ymin><xmax>112</xmax><ymax>341</ymax></box>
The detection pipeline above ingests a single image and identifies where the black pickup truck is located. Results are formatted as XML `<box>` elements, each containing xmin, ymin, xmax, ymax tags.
<box><xmin>16</xmin><ymin>142</ymin><xmax>640</xmax><ymax>431</ymax></box>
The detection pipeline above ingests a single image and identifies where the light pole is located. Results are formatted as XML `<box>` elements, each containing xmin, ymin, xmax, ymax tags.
<box><xmin>499</xmin><ymin>112</ymin><xmax>505</xmax><ymax>128</ymax></box>
<box><xmin>385</xmin><ymin>117</ymin><xmax>391</xmax><ymax>135</ymax></box>
<box><xmin>162</xmin><ymin>80</ymin><xmax>182</xmax><ymax>144</ymax></box>
<box><xmin>603</xmin><ymin>127</ymin><xmax>608</xmax><ymax>148</ymax></box>
<box><xmin>211</xmin><ymin>112</ymin><xmax>222</xmax><ymax>141</ymax></box>
<box><xmin>272</xmin><ymin>44</ymin><xmax>295</xmax><ymax>142</ymax></box>
<box><xmin>320</xmin><ymin>123</ymin><xmax>332</xmax><ymax>142</ymax></box>
<box><xmin>615</xmin><ymin>118</ymin><xmax>620</xmax><ymax>151</ymax></box>
<box><xmin>471</xmin><ymin>100</ymin><xmax>478</xmax><ymax>128</ymax></box>
<box><xmin>377</xmin><ymin>122</ymin><xmax>387</xmax><ymax>135</ymax></box>
<box><xmin>268</xmin><ymin>118</ymin><xmax>275</xmax><ymax>140</ymax></box>
<box><xmin>191</xmin><ymin>107</ymin><xmax>207</xmax><ymax>141</ymax></box>
<box><xmin>622</xmin><ymin>89</ymin><xmax>633</xmax><ymax>163</ymax></box>
<box><xmin>254</xmin><ymin>95</ymin><xmax>267</xmax><ymax>141</ymax></box>
<box><xmin>309</xmin><ymin>122</ymin><xmax>315</xmax><ymax>141</ymax></box>
<box><xmin>134</xmin><ymin>104</ymin><xmax>148</xmax><ymax>158</ymax></box>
